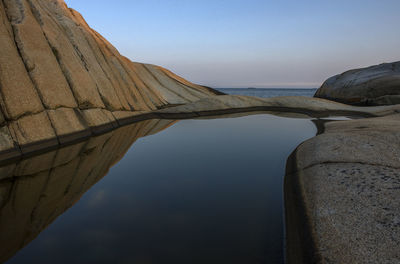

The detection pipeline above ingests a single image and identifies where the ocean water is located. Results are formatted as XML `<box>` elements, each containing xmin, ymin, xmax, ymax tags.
<box><xmin>216</xmin><ymin>88</ymin><xmax>317</xmax><ymax>98</ymax></box>
<box><xmin>5</xmin><ymin>114</ymin><xmax>317</xmax><ymax>264</ymax></box>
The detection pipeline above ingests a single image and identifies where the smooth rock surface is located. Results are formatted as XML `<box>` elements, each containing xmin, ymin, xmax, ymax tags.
<box><xmin>285</xmin><ymin>114</ymin><xmax>400</xmax><ymax>263</ymax></box>
<box><xmin>315</xmin><ymin>61</ymin><xmax>400</xmax><ymax>105</ymax></box>
<box><xmin>156</xmin><ymin>95</ymin><xmax>400</xmax><ymax>118</ymax></box>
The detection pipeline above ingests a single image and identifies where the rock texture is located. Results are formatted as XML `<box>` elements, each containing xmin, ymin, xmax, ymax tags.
<box><xmin>0</xmin><ymin>0</ymin><xmax>220</xmax><ymax>159</ymax></box>
<box><xmin>2</xmin><ymin>90</ymin><xmax>400</xmax><ymax>162</ymax></box>
<box><xmin>0</xmin><ymin>118</ymin><xmax>176</xmax><ymax>263</ymax></box>
<box><xmin>285</xmin><ymin>114</ymin><xmax>400</xmax><ymax>263</ymax></box>
<box><xmin>315</xmin><ymin>61</ymin><xmax>400</xmax><ymax>105</ymax></box>
<box><xmin>155</xmin><ymin>95</ymin><xmax>400</xmax><ymax>119</ymax></box>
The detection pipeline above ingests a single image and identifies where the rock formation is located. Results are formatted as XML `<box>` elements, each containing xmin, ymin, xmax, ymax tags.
<box><xmin>315</xmin><ymin>61</ymin><xmax>400</xmax><ymax>105</ymax></box>
<box><xmin>1</xmin><ymin>1</ymin><xmax>400</xmax><ymax>263</ymax></box>
<box><xmin>0</xmin><ymin>0</ymin><xmax>221</xmax><ymax>159</ymax></box>
<box><xmin>154</xmin><ymin>95</ymin><xmax>400</xmax><ymax>119</ymax></box>
<box><xmin>285</xmin><ymin>114</ymin><xmax>400</xmax><ymax>263</ymax></box>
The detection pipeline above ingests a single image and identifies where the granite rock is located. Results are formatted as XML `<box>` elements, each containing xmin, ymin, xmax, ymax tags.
<box><xmin>315</xmin><ymin>61</ymin><xmax>400</xmax><ymax>105</ymax></box>
<box><xmin>0</xmin><ymin>0</ymin><xmax>220</xmax><ymax>159</ymax></box>
<box><xmin>285</xmin><ymin>114</ymin><xmax>400</xmax><ymax>263</ymax></box>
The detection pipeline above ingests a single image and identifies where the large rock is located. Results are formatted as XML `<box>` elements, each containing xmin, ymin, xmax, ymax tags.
<box><xmin>315</xmin><ymin>61</ymin><xmax>400</xmax><ymax>105</ymax></box>
<box><xmin>285</xmin><ymin>114</ymin><xmax>400</xmax><ymax>263</ymax></box>
<box><xmin>0</xmin><ymin>0</ymin><xmax>220</xmax><ymax>159</ymax></box>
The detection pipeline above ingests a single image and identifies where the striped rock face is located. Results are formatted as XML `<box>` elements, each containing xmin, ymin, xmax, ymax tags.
<box><xmin>0</xmin><ymin>0</ymin><xmax>221</xmax><ymax>157</ymax></box>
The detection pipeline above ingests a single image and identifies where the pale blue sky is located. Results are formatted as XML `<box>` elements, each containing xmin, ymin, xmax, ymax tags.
<box><xmin>65</xmin><ymin>0</ymin><xmax>400</xmax><ymax>88</ymax></box>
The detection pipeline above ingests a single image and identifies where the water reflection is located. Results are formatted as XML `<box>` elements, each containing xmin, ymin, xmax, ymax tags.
<box><xmin>1</xmin><ymin>114</ymin><xmax>317</xmax><ymax>264</ymax></box>
<box><xmin>0</xmin><ymin>119</ymin><xmax>176</xmax><ymax>263</ymax></box>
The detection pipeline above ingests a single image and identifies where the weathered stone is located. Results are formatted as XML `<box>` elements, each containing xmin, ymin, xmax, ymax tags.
<box><xmin>120</xmin><ymin>56</ymin><xmax>165</xmax><ymax>109</ymax></box>
<box><xmin>0</xmin><ymin>0</ymin><xmax>44</xmax><ymax>119</ymax></box>
<box><xmin>8</xmin><ymin>112</ymin><xmax>58</xmax><ymax>154</ymax></box>
<box><xmin>315</xmin><ymin>61</ymin><xmax>400</xmax><ymax>105</ymax></box>
<box><xmin>121</xmin><ymin>56</ymin><xmax>168</xmax><ymax>110</ymax></box>
<box><xmin>3</xmin><ymin>0</ymin><xmax>78</xmax><ymax>109</ymax></box>
<box><xmin>145</xmin><ymin>64</ymin><xmax>210</xmax><ymax>100</ymax></box>
<box><xmin>285</xmin><ymin>114</ymin><xmax>400</xmax><ymax>263</ymax></box>
<box><xmin>81</xmin><ymin>109</ymin><xmax>116</xmax><ymax>134</ymax></box>
<box><xmin>130</xmin><ymin>62</ymin><xmax>192</xmax><ymax>104</ymax></box>
<box><xmin>0</xmin><ymin>126</ymin><xmax>20</xmax><ymax>161</ymax></box>
<box><xmin>0</xmin><ymin>0</ymin><xmax>221</xmax><ymax>155</ymax></box>
<box><xmin>155</xmin><ymin>95</ymin><xmax>400</xmax><ymax>118</ymax></box>
<box><xmin>112</xmin><ymin>110</ymin><xmax>152</xmax><ymax>126</ymax></box>
<box><xmin>47</xmin><ymin>108</ymin><xmax>90</xmax><ymax>144</ymax></box>
<box><xmin>32</xmin><ymin>0</ymin><xmax>106</xmax><ymax>109</ymax></box>
<box><xmin>53</xmin><ymin>5</ymin><xmax>126</xmax><ymax>111</ymax></box>
<box><xmin>158</xmin><ymin>65</ymin><xmax>224</xmax><ymax>95</ymax></box>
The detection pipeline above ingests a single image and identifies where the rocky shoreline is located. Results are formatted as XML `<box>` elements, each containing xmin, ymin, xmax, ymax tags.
<box><xmin>286</xmin><ymin>114</ymin><xmax>400</xmax><ymax>263</ymax></box>
<box><xmin>1</xmin><ymin>103</ymin><xmax>399</xmax><ymax>263</ymax></box>
<box><xmin>0</xmin><ymin>0</ymin><xmax>399</xmax><ymax>263</ymax></box>
<box><xmin>2</xmin><ymin>94</ymin><xmax>400</xmax><ymax>164</ymax></box>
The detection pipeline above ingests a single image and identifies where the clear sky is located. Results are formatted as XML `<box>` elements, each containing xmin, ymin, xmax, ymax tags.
<box><xmin>65</xmin><ymin>0</ymin><xmax>400</xmax><ymax>88</ymax></box>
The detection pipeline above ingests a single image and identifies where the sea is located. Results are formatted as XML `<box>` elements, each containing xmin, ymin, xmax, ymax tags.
<box><xmin>216</xmin><ymin>88</ymin><xmax>317</xmax><ymax>98</ymax></box>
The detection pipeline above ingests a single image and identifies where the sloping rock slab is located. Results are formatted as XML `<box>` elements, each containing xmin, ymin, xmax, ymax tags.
<box><xmin>155</xmin><ymin>95</ymin><xmax>400</xmax><ymax>118</ymax></box>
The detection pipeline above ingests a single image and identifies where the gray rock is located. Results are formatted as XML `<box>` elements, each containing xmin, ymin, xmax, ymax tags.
<box><xmin>315</xmin><ymin>61</ymin><xmax>400</xmax><ymax>105</ymax></box>
<box><xmin>285</xmin><ymin>114</ymin><xmax>400</xmax><ymax>263</ymax></box>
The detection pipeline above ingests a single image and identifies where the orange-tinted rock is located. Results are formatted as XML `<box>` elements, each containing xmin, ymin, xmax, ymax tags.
<box><xmin>8</xmin><ymin>112</ymin><xmax>58</xmax><ymax>154</ymax></box>
<box><xmin>0</xmin><ymin>0</ymin><xmax>220</xmax><ymax>157</ymax></box>
<box><xmin>3</xmin><ymin>0</ymin><xmax>78</xmax><ymax>109</ymax></box>
<box><xmin>47</xmin><ymin>108</ymin><xmax>90</xmax><ymax>144</ymax></box>
<box><xmin>0</xmin><ymin>0</ymin><xmax>44</xmax><ymax>119</ymax></box>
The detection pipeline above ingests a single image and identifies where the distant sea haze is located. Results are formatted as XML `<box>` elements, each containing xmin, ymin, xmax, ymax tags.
<box><xmin>216</xmin><ymin>88</ymin><xmax>317</xmax><ymax>98</ymax></box>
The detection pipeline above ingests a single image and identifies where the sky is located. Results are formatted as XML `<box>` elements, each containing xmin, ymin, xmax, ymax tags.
<box><xmin>64</xmin><ymin>0</ymin><xmax>400</xmax><ymax>88</ymax></box>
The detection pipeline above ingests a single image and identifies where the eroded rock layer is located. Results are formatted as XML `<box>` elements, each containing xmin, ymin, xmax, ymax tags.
<box><xmin>0</xmin><ymin>0</ymin><xmax>220</xmax><ymax>158</ymax></box>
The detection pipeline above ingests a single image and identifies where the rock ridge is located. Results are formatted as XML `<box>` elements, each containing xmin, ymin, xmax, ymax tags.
<box><xmin>0</xmin><ymin>0</ymin><xmax>220</xmax><ymax>159</ymax></box>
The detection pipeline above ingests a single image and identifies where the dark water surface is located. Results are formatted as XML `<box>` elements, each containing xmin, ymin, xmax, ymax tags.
<box><xmin>6</xmin><ymin>115</ymin><xmax>316</xmax><ymax>264</ymax></box>
<box><xmin>217</xmin><ymin>88</ymin><xmax>317</xmax><ymax>98</ymax></box>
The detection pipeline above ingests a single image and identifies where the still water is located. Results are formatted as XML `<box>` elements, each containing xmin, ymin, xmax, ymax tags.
<box><xmin>5</xmin><ymin>114</ymin><xmax>316</xmax><ymax>264</ymax></box>
<box><xmin>217</xmin><ymin>88</ymin><xmax>317</xmax><ymax>98</ymax></box>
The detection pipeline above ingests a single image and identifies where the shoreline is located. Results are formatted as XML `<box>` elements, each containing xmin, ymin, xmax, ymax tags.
<box><xmin>0</xmin><ymin>95</ymin><xmax>399</xmax><ymax>263</ymax></box>
<box><xmin>1</xmin><ymin>94</ymin><xmax>395</xmax><ymax>165</ymax></box>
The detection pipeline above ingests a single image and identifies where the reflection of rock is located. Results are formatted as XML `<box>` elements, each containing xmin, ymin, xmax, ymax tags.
<box><xmin>315</xmin><ymin>61</ymin><xmax>400</xmax><ymax>105</ymax></box>
<box><xmin>285</xmin><ymin>114</ymin><xmax>400</xmax><ymax>263</ymax></box>
<box><xmin>0</xmin><ymin>119</ymin><xmax>176</xmax><ymax>263</ymax></box>
<box><xmin>0</xmin><ymin>0</ymin><xmax>219</xmax><ymax>159</ymax></box>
